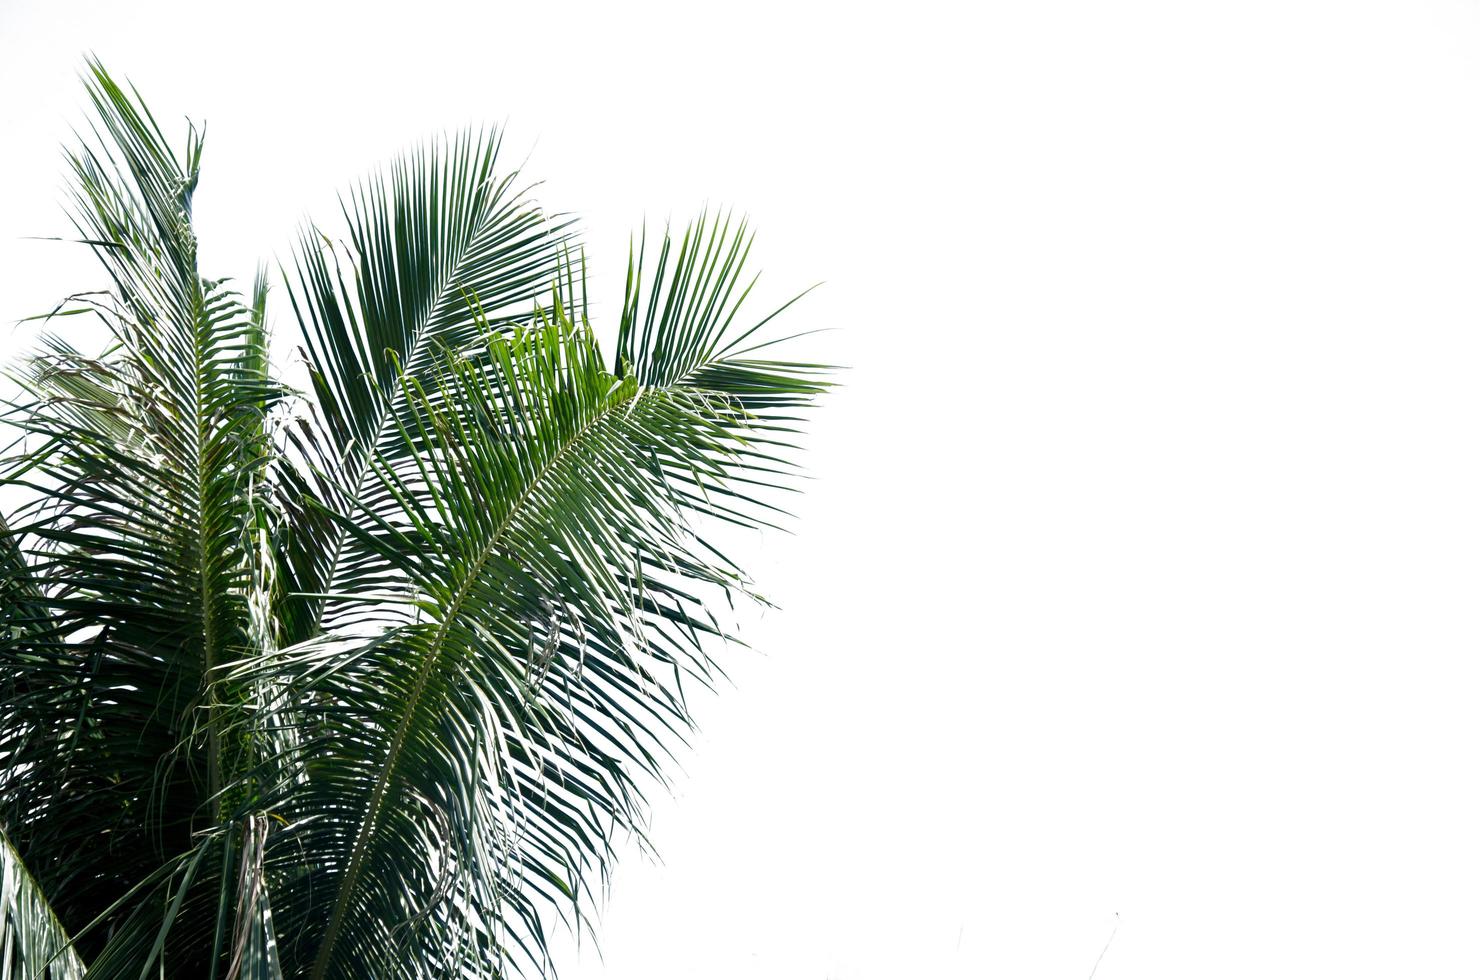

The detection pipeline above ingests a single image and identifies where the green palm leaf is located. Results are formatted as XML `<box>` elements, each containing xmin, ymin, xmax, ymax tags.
<box><xmin>0</xmin><ymin>60</ymin><xmax>830</xmax><ymax>979</ymax></box>
<box><xmin>0</xmin><ymin>828</ymin><xmax>85</xmax><ymax>980</ymax></box>
<box><xmin>230</xmin><ymin>227</ymin><xmax>826</xmax><ymax>976</ymax></box>
<box><xmin>277</xmin><ymin>129</ymin><xmax>573</xmax><ymax>647</ymax></box>
<box><xmin>0</xmin><ymin>59</ymin><xmax>280</xmax><ymax>971</ymax></box>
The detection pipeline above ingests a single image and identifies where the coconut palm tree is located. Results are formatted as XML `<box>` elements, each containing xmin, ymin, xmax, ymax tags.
<box><xmin>0</xmin><ymin>59</ymin><xmax>828</xmax><ymax>979</ymax></box>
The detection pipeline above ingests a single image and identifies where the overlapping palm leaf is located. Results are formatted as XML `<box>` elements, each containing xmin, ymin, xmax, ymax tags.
<box><xmin>276</xmin><ymin>128</ymin><xmax>572</xmax><ymax>647</ymax></box>
<box><xmin>0</xmin><ymin>59</ymin><xmax>281</xmax><ymax>973</ymax></box>
<box><xmin>0</xmin><ymin>828</ymin><xmax>85</xmax><ymax>980</ymax></box>
<box><xmin>0</xmin><ymin>60</ymin><xmax>828</xmax><ymax>979</ymax></box>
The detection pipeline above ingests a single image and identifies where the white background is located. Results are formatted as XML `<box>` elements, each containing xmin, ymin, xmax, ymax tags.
<box><xmin>4</xmin><ymin>1</ymin><xmax>1480</xmax><ymax>977</ymax></box>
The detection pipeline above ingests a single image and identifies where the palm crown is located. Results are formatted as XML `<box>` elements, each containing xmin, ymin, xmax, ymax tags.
<box><xmin>0</xmin><ymin>60</ymin><xmax>828</xmax><ymax>979</ymax></box>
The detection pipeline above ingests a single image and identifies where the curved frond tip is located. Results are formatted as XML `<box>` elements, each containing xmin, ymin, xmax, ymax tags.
<box><xmin>0</xmin><ymin>57</ymin><xmax>832</xmax><ymax>980</ymax></box>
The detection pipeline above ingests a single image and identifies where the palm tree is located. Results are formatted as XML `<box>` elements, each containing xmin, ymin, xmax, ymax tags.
<box><xmin>0</xmin><ymin>59</ymin><xmax>828</xmax><ymax>979</ymax></box>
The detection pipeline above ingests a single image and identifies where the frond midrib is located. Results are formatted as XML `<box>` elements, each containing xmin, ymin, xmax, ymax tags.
<box><xmin>306</xmin><ymin>177</ymin><xmax>551</xmax><ymax>639</ymax></box>
<box><xmin>307</xmin><ymin>379</ymin><xmax>644</xmax><ymax>980</ymax></box>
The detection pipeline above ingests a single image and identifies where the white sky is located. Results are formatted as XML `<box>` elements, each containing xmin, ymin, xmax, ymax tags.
<box><xmin>4</xmin><ymin>1</ymin><xmax>1480</xmax><ymax>977</ymax></box>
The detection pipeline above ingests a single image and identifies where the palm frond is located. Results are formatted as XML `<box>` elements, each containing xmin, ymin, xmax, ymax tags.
<box><xmin>2</xmin><ymin>62</ymin><xmax>830</xmax><ymax>980</ymax></box>
<box><xmin>225</xmin><ymin>219</ymin><xmax>828</xmax><ymax>977</ymax></box>
<box><xmin>0</xmin><ymin>827</ymin><xmax>85</xmax><ymax>980</ymax></box>
<box><xmin>223</xmin><ymin>814</ymin><xmax>284</xmax><ymax>980</ymax></box>
<box><xmin>0</xmin><ymin>59</ymin><xmax>280</xmax><ymax>969</ymax></box>
<box><xmin>277</xmin><ymin>131</ymin><xmax>574</xmax><ymax>646</ymax></box>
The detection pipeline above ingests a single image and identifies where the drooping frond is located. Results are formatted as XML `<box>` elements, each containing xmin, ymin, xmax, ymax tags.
<box><xmin>223</xmin><ymin>814</ymin><xmax>285</xmax><ymax>980</ymax></box>
<box><xmin>0</xmin><ymin>59</ymin><xmax>280</xmax><ymax>971</ymax></box>
<box><xmin>223</xmin><ymin>216</ymin><xmax>827</xmax><ymax>979</ymax></box>
<box><xmin>0</xmin><ymin>827</ymin><xmax>85</xmax><ymax>980</ymax></box>
<box><xmin>1</xmin><ymin>61</ymin><xmax>830</xmax><ymax>980</ymax></box>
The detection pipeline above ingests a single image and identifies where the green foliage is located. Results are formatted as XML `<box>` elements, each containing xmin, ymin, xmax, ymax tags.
<box><xmin>0</xmin><ymin>60</ymin><xmax>828</xmax><ymax>978</ymax></box>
